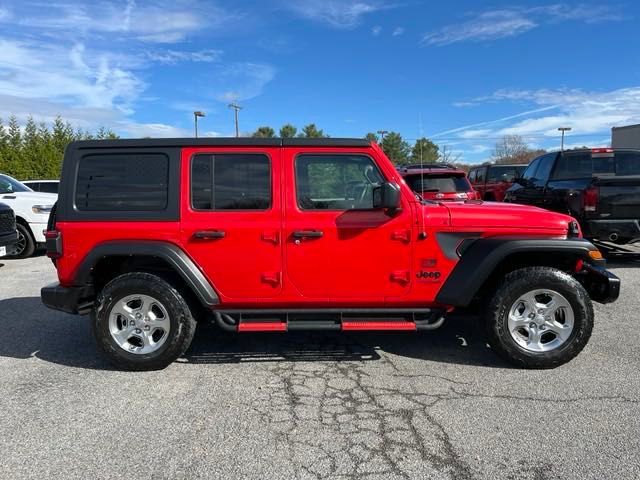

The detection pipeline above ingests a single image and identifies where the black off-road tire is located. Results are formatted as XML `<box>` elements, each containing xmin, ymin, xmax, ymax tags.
<box><xmin>485</xmin><ymin>267</ymin><xmax>594</xmax><ymax>369</ymax></box>
<box><xmin>92</xmin><ymin>272</ymin><xmax>197</xmax><ymax>371</ymax></box>
<box><xmin>7</xmin><ymin>223</ymin><xmax>35</xmax><ymax>259</ymax></box>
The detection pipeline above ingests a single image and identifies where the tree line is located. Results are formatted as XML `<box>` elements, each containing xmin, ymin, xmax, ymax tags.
<box><xmin>0</xmin><ymin>115</ymin><xmax>118</xmax><ymax>180</ymax></box>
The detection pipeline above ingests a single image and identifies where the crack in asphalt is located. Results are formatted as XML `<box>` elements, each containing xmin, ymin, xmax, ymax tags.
<box><xmin>249</xmin><ymin>351</ymin><xmax>474</xmax><ymax>479</ymax></box>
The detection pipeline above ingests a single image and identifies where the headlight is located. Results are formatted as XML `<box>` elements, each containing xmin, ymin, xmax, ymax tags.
<box><xmin>32</xmin><ymin>205</ymin><xmax>53</xmax><ymax>214</ymax></box>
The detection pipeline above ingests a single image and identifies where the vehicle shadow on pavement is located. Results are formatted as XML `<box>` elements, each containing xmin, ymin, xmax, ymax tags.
<box><xmin>0</xmin><ymin>297</ymin><xmax>509</xmax><ymax>370</ymax></box>
<box><xmin>184</xmin><ymin>314</ymin><xmax>509</xmax><ymax>368</ymax></box>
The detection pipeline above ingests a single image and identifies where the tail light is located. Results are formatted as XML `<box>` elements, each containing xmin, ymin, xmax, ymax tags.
<box><xmin>45</xmin><ymin>230</ymin><xmax>62</xmax><ymax>259</ymax></box>
<box><xmin>583</xmin><ymin>186</ymin><xmax>599</xmax><ymax>212</ymax></box>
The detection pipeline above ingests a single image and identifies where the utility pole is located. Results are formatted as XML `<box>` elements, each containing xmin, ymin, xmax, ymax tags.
<box><xmin>377</xmin><ymin>130</ymin><xmax>388</xmax><ymax>141</ymax></box>
<box><xmin>558</xmin><ymin>127</ymin><xmax>571</xmax><ymax>152</ymax></box>
<box><xmin>193</xmin><ymin>111</ymin><xmax>205</xmax><ymax>138</ymax></box>
<box><xmin>228</xmin><ymin>103</ymin><xmax>242</xmax><ymax>137</ymax></box>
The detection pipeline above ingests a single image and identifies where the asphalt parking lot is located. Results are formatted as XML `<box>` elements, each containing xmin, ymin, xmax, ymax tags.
<box><xmin>1</xmin><ymin>255</ymin><xmax>639</xmax><ymax>480</ymax></box>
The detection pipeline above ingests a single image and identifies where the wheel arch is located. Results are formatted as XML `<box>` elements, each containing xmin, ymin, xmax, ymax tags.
<box><xmin>435</xmin><ymin>237</ymin><xmax>601</xmax><ymax>308</ymax></box>
<box><xmin>75</xmin><ymin>241</ymin><xmax>219</xmax><ymax>309</ymax></box>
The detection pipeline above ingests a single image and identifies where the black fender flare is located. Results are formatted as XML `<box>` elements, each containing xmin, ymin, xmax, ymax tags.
<box><xmin>435</xmin><ymin>237</ymin><xmax>602</xmax><ymax>307</ymax></box>
<box><xmin>74</xmin><ymin>241</ymin><xmax>219</xmax><ymax>307</ymax></box>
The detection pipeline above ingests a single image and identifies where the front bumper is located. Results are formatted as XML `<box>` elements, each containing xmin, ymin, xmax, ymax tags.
<box><xmin>0</xmin><ymin>230</ymin><xmax>18</xmax><ymax>248</ymax></box>
<box><xmin>41</xmin><ymin>282</ymin><xmax>94</xmax><ymax>315</ymax></box>
<box><xmin>577</xmin><ymin>263</ymin><xmax>620</xmax><ymax>304</ymax></box>
<box><xmin>29</xmin><ymin>222</ymin><xmax>48</xmax><ymax>243</ymax></box>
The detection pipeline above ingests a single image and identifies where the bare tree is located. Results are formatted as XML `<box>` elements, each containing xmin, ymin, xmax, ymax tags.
<box><xmin>439</xmin><ymin>144</ymin><xmax>461</xmax><ymax>164</ymax></box>
<box><xmin>492</xmin><ymin>135</ymin><xmax>529</xmax><ymax>164</ymax></box>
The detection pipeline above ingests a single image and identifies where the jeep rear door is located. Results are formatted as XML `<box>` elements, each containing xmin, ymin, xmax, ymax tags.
<box><xmin>282</xmin><ymin>147</ymin><xmax>413</xmax><ymax>303</ymax></box>
<box><xmin>180</xmin><ymin>147</ymin><xmax>283</xmax><ymax>301</ymax></box>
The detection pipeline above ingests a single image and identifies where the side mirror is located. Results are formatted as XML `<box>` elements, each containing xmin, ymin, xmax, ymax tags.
<box><xmin>373</xmin><ymin>182</ymin><xmax>401</xmax><ymax>210</ymax></box>
<box><xmin>514</xmin><ymin>177</ymin><xmax>528</xmax><ymax>186</ymax></box>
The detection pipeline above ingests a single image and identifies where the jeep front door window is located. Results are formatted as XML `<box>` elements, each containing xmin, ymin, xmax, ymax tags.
<box><xmin>295</xmin><ymin>155</ymin><xmax>384</xmax><ymax>210</ymax></box>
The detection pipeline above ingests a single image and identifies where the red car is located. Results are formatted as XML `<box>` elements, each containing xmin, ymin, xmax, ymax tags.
<box><xmin>41</xmin><ymin>138</ymin><xmax>618</xmax><ymax>370</ymax></box>
<box><xmin>398</xmin><ymin>164</ymin><xmax>478</xmax><ymax>201</ymax></box>
<box><xmin>469</xmin><ymin>164</ymin><xmax>527</xmax><ymax>202</ymax></box>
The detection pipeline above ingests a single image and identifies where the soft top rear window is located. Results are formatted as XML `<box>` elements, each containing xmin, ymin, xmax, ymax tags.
<box><xmin>405</xmin><ymin>174</ymin><xmax>471</xmax><ymax>193</ymax></box>
<box><xmin>75</xmin><ymin>153</ymin><xmax>169</xmax><ymax>211</ymax></box>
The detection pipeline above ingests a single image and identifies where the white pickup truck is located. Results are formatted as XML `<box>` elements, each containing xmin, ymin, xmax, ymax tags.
<box><xmin>0</xmin><ymin>174</ymin><xmax>57</xmax><ymax>258</ymax></box>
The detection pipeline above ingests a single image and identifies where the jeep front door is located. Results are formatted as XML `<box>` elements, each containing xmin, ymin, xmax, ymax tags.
<box><xmin>283</xmin><ymin>149</ymin><xmax>413</xmax><ymax>302</ymax></box>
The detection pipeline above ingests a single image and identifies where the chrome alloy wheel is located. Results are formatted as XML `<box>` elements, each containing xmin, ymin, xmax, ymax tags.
<box><xmin>108</xmin><ymin>294</ymin><xmax>171</xmax><ymax>354</ymax></box>
<box><xmin>11</xmin><ymin>229</ymin><xmax>26</xmax><ymax>256</ymax></box>
<box><xmin>507</xmin><ymin>289</ymin><xmax>575</xmax><ymax>353</ymax></box>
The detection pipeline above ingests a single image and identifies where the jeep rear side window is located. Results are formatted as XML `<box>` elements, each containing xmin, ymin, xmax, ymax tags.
<box><xmin>295</xmin><ymin>155</ymin><xmax>384</xmax><ymax>210</ymax></box>
<box><xmin>191</xmin><ymin>154</ymin><xmax>271</xmax><ymax>210</ymax></box>
<box><xmin>75</xmin><ymin>154</ymin><xmax>169</xmax><ymax>211</ymax></box>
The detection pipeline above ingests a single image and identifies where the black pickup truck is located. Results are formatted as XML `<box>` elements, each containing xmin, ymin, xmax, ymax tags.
<box><xmin>504</xmin><ymin>148</ymin><xmax>640</xmax><ymax>244</ymax></box>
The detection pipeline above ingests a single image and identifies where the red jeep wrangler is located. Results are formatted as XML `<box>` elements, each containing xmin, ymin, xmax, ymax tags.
<box><xmin>41</xmin><ymin>138</ymin><xmax>619</xmax><ymax>370</ymax></box>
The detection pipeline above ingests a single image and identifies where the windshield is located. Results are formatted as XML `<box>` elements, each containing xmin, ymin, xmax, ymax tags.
<box><xmin>406</xmin><ymin>174</ymin><xmax>471</xmax><ymax>193</ymax></box>
<box><xmin>0</xmin><ymin>174</ymin><xmax>33</xmax><ymax>194</ymax></box>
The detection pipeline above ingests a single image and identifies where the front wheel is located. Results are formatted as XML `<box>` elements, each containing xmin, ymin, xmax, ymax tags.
<box><xmin>92</xmin><ymin>272</ymin><xmax>197</xmax><ymax>371</ymax></box>
<box><xmin>485</xmin><ymin>267</ymin><xmax>594</xmax><ymax>369</ymax></box>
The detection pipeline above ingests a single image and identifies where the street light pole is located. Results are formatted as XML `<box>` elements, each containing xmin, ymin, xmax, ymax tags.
<box><xmin>228</xmin><ymin>103</ymin><xmax>242</xmax><ymax>137</ymax></box>
<box><xmin>193</xmin><ymin>111</ymin><xmax>205</xmax><ymax>138</ymax></box>
<box><xmin>558</xmin><ymin>127</ymin><xmax>572</xmax><ymax>152</ymax></box>
<box><xmin>377</xmin><ymin>130</ymin><xmax>388</xmax><ymax>141</ymax></box>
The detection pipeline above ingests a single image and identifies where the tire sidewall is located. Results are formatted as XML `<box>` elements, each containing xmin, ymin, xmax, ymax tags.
<box><xmin>488</xmin><ymin>268</ymin><xmax>594</xmax><ymax>368</ymax></box>
<box><xmin>8</xmin><ymin>223</ymin><xmax>35</xmax><ymax>259</ymax></box>
<box><xmin>92</xmin><ymin>273</ymin><xmax>195</xmax><ymax>370</ymax></box>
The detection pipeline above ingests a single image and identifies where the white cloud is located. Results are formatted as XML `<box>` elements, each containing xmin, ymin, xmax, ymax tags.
<box><xmin>0</xmin><ymin>6</ymin><xmax>10</xmax><ymax>21</ymax></box>
<box><xmin>423</xmin><ymin>10</ymin><xmax>536</xmax><ymax>46</ymax></box>
<box><xmin>0</xmin><ymin>38</ymin><xmax>143</xmax><ymax>111</ymax></box>
<box><xmin>459</xmin><ymin>128</ymin><xmax>492</xmax><ymax>139</ymax></box>
<box><xmin>14</xmin><ymin>1</ymin><xmax>237</xmax><ymax>43</ymax></box>
<box><xmin>215</xmin><ymin>63</ymin><xmax>276</xmax><ymax>102</ymax></box>
<box><xmin>372</xmin><ymin>25</ymin><xmax>382</xmax><ymax>36</ymax></box>
<box><xmin>145</xmin><ymin>49</ymin><xmax>223</xmax><ymax>65</ymax></box>
<box><xmin>286</xmin><ymin>1</ymin><xmax>394</xmax><ymax>28</ymax></box>
<box><xmin>392</xmin><ymin>27</ymin><xmax>404</xmax><ymax>36</ymax></box>
<box><xmin>423</xmin><ymin>4</ymin><xmax>622</xmax><ymax>46</ymax></box>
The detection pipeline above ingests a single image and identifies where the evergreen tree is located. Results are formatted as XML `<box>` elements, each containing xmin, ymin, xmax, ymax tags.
<box><xmin>410</xmin><ymin>138</ymin><xmax>439</xmax><ymax>164</ymax></box>
<box><xmin>279</xmin><ymin>124</ymin><xmax>297</xmax><ymax>138</ymax></box>
<box><xmin>380</xmin><ymin>132</ymin><xmax>410</xmax><ymax>165</ymax></box>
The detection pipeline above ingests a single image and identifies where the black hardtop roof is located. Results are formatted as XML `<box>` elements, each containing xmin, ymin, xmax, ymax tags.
<box><xmin>68</xmin><ymin>137</ymin><xmax>371</xmax><ymax>149</ymax></box>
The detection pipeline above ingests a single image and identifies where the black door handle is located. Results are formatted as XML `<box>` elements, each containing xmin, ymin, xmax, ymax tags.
<box><xmin>193</xmin><ymin>230</ymin><xmax>226</xmax><ymax>239</ymax></box>
<box><xmin>293</xmin><ymin>230</ymin><xmax>323</xmax><ymax>239</ymax></box>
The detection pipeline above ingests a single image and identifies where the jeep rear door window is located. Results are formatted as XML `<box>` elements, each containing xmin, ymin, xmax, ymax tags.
<box><xmin>487</xmin><ymin>166</ymin><xmax>519</xmax><ymax>182</ymax></box>
<box><xmin>295</xmin><ymin>155</ymin><xmax>384</xmax><ymax>210</ymax></box>
<box><xmin>191</xmin><ymin>154</ymin><xmax>271</xmax><ymax>210</ymax></box>
<box><xmin>75</xmin><ymin>154</ymin><xmax>169</xmax><ymax>211</ymax></box>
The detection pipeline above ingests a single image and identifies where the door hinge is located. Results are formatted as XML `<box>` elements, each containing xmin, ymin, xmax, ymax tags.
<box><xmin>261</xmin><ymin>231</ymin><xmax>280</xmax><ymax>244</ymax></box>
<box><xmin>390</xmin><ymin>270</ymin><xmax>410</xmax><ymax>284</ymax></box>
<box><xmin>261</xmin><ymin>271</ymin><xmax>281</xmax><ymax>286</ymax></box>
<box><xmin>391</xmin><ymin>229</ymin><xmax>411</xmax><ymax>242</ymax></box>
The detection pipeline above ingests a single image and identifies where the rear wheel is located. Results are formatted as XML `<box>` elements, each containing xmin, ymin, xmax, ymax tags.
<box><xmin>92</xmin><ymin>272</ymin><xmax>197</xmax><ymax>371</ymax></box>
<box><xmin>485</xmin><ymin>267</ymin><xmax>594</xmax><ymax>368</ymax></box>
<box><xmin>7</xmin><ymin>223</ymin><xmax>35</xmax><ymax>259</ymax></box>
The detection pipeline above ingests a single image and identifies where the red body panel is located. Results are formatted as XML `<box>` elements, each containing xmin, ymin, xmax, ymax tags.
<box><xmin>54</xmin><ymin>142</ymin><xmax>574</xmax><ymax>309</ymax></box>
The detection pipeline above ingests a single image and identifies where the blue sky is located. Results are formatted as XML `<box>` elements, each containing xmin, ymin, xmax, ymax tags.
<box><xmin>0</xmin><ymin>1</ymin><xmax>639</xmax><ymax>163</ymax></box>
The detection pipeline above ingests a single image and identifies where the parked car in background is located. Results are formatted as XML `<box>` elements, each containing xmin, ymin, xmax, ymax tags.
<box><xmin>0</xmin><ymin>174</ymin><xmax>57</xmax><ymax>258</ymax></box>
<box><xmin>398</xmin><ymin>164</ymin><xmax>478</xmax><ymax>201</ymax></box>
<box><xmin>469</xmin><ymin>164</ymin><xmax>527</xmax><ymax>201</ymax></box>
<box><xmin>504</xmin><ymin>148</ymin><xmax>640</xmax><ymax>244</ymax></box>
<box><xmin>0</xmin><ymin>202</ymin><xmax>18</xmax><ymax>259</ymax></box>
<box><xmin>22</xmin><ymin>179</ymin><xmax>59</xmax><ymax>194</ymax></box>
